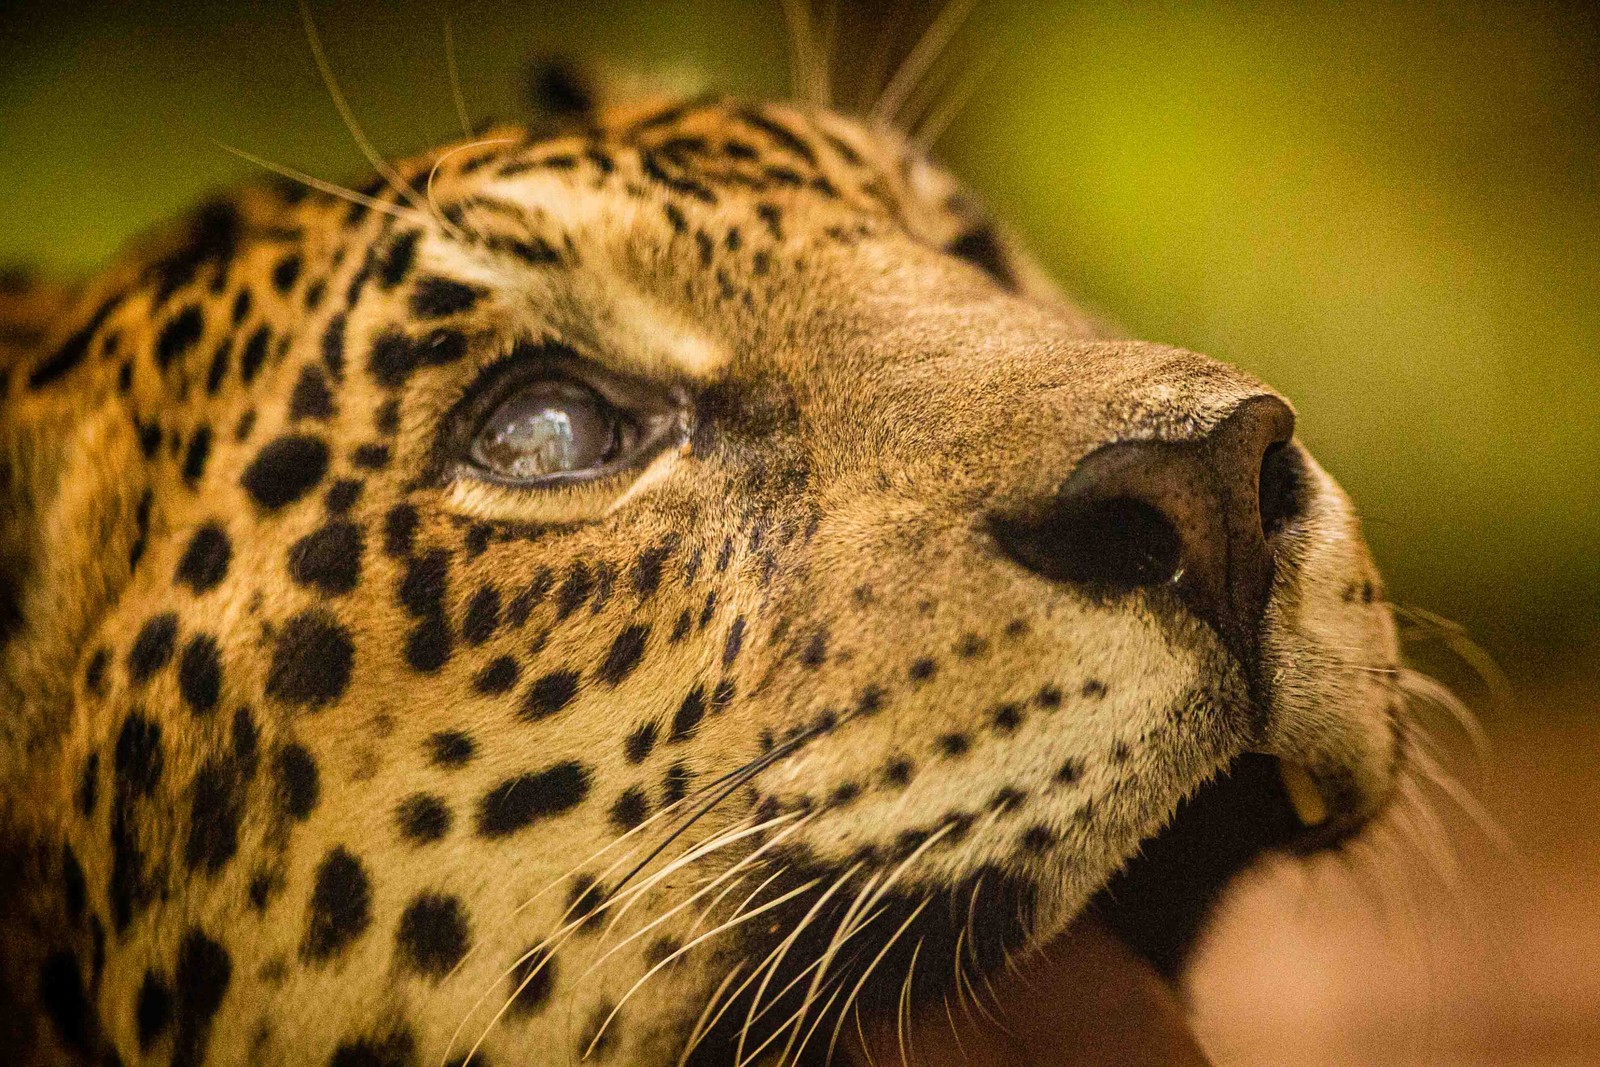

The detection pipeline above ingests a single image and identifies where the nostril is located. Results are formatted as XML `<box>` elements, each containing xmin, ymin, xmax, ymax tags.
<box><xmin>992</xmin><ymin>496</ymin><xmax>1183</xmax><ymax>593</ymax></box>
<box><xmin>1257</xmin><ymin>442</ymin><xmax>1306</xmax><ymax>542</ymax></box>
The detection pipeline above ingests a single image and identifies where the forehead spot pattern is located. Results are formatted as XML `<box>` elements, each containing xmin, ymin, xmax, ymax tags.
<box><xmin>265</xmin><ymin>611</ymin><xmax>354</xmax><ymax>708</ymax></box>
<box><xmin>288</xmin><ymin>521</ymin><xmax>365</xmax><ymax>596</ymax></box>
<box><xmin>241</xmin><ymin>434</ymin><xmax>330</xmax><ymax>510</ymax></box>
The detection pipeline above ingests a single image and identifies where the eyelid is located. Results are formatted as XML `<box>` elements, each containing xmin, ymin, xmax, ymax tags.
<box><xmin>436</xmin><ymin>340</ymin><xmax>691</xmax><ymax>493</ymax></box>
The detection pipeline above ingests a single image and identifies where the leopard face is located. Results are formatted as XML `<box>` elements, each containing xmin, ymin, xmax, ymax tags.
<box><xmin>0</xmin><ymin>97</ymin><xmax>1403</xmax><ymax>1066</ymax></box>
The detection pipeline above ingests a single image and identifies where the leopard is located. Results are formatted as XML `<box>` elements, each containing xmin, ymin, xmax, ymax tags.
<box><xmin>0</xmin><ymin>51</ymin><xmax>1409</xmax><ymax>1067</ymax></box>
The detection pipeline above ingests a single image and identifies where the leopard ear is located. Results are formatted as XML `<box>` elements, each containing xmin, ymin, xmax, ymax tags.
<box><xmin>523</xmin><ymin>55</ymin><xmax>707</xmax><ymax>129</ymax></box>
<box><xmin>525</xmin><ymin>58</ymin><xmax>599</xmax><ymax>123</ymax></box>
<box><xmin>0</xmin><ymin>275</ymin><xmax>144</xmax><ymax>791</ymax></box>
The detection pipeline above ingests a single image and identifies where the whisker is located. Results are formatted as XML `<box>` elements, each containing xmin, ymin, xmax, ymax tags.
<box><xmin>871</xmin><ymin>0</ymin><xmax>978</xmax><ymax>127</ymax></box>
<box><xmin>298</xmin><ymin>1</ymin><xmax>440</xmax><ymax>224</ymax></box>
<box><xmin>822</xmin><ymin>894</ymin><xmax>933</xmax><ymax>1064</ymax></box>
<box><xmin>677</xmin><ymin>961</ymin><xmax>749</xmax><ymax>1067</ymax></box>
<box><xmin>213</xmin><ymin>142</ymin><xmax>429</xmax><ymax>225</ymax></box>
<box><xmin>581</xmin><ymin>876</ymin><xmax>823</xmax><ymax>1060</ymax></box>
<box><xmin>442</xmin><ymin>15</ymin><xmax>474</xmax><ymax>139</ymax></box>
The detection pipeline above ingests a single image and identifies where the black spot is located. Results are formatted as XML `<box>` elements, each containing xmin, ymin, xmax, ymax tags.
<box><xmin>938</xmin><ymin>733</ymin><xmax>970</xmax><ymax>757</ymax></box>
<box><xmin>368</xmin><ymin>330</ymin><xmax>418</xmax><ymax>388</ymax></box>
<box><xmin>429</xmin><ymin>731</ymin><xmax>475</xmax><ymax>768</ymax></box>
<box><xmin>156</xmin><ymin>305</ymin><xmax>205</xmax><ymax>369</ymax></box>
<box><xmin>272</xmin><ymin>253</ymin><xmax>303</xmax><ymax>295</ymax></box>
<box><xmin>84</xmin><ymin>648</ymin><xmax>110</xmax><ymax>696</ymax></box>
<box><xmin>172</xmin><ymin>929</ymin><xmax>231</xmax><ymax>1067</ymax></box>
<box><xmin>404</xmin><ymin>616</ymin><xmax>452</xmax><ymax>672</ymax></box>
<box><xmin>374</xmin><ymin>397</ymin><xmax>401</xmax><ymax>435</ymax></box>
<box><xmin>399</xmin><ymin>551</ymin><xmax>448</xmax><ymax>616</ymax></box>
<box><xmin>1055</xmin><ymin>758</ymin><xmax>1082</xmax><ymax>785</ymax></box>
<box><xmin>289</xmin><ymin>365</ymin><xmax>335</xmax><ymax>421</ymax></box>
<box><xmin>383</xmin><ymin>504</ymin><xmax>419</xmax><ymax>557</ymax></box>
<box><xmin>507</xmin><ymin>945</ymin><xmax>558</xmax><ymax>1015</ymax></box>
<box><xmin>181</xmin><ymin>424</ymin><xmax>212</xmax><ymax>484</ymax></box>
<box><xmin>992</xmin><ymin>703</ymin><xmax>1024</xmax><ymax>733</ymax></box>
<box><xmin>555</xmin><ymin>564</ymin><xmax>592</xmax><ymax>618</ymax></box>
<box><xmin>631</xmin><ymin>541</ymin><xmax>673</xmax><ymax>599</ymax></box>
<box><xmin>520</xmin><ymin>669</ymin><xmax>580</xmax><ymax>721</ymax></box>
<box><xmin>76</xmin><ymin>752</ymin><xmax>99</xmax><ymax>817</ymax></box>
<box><xmin>321</xmin><ymin>313</ymin><xmax>347</xmax><ymax>379</ymax></box>
<box><xmin>175</xmin><ymin>525</ymin><xmax>231</xmax><ymax>592</ymax></box>
<box><xmin>624</xmin><ymin>722</ymin><xmax>657</xmax><ymax>764</ymax></box>
<box><xmin>1020</xmin><ymin>824</ymin><xmax>1056</xmax><ymax>852</ymax></box>
<box><xmin>230</xmin><ymin>288</ymin><xmax>252</xmax><ymax>324</ymax></box>
<box><xmin>565</xmin><ymin>876</ymin><xmax>605</xmax><ymax>929</ymax></box>
<box><xmin>325</xmin><ymin>478</ymin><xmax>362</xmax><ymax>514</ymax></box>
<box><xmin>473</xmin><ymin>656</ymin><xmax>520</xmax><ymax>695</ymax></box>
<box><xmin>669</xmin><ymin>687</ymin><xmax>705</xmax><ymax>742</ymax></box>
<box><xmin>113</xmin><ymin>714</ymin><xmax>164</xmax><ymax>802</ymax></box>
<box><xmin>797</xmin><ymin>630</ymin><xmax>829</xmax><ymax>668</ymax></box>
<box><xmin>289</xmin><ymin>521</ymin><xmax>364</xmax><ymax>595</ymax></box>
<box><xmin>240</xmin><ymin>325</ymin><xmax>271</xmax><ymax>383</ymax></box>
<box><xmin>476</xmin><ymin>762</ymin><xmax>591</xmax><ymax>838</ymax></box>
<box><xmin>177</xmin><ymin>634</ymin><xmax>223</xmax><ymax>714</ymax></box>
<box><xmin>410</xmin><ymin>276</ymin><xmax>484</xmax><ymax>318</ymax></box>
<box><xmin>136</xmin><ymin>970</ymin><xmax>173</xmax><ymax>1051</ymax></box>
<box><xmin>608</xmin><ymin>787</ymin><xmax>648</xmax><ymax>831</ymax></box>
<box><xmin>1082</xmin><ymin>679</ymin><xmax>1108</xmax><ymax>699</ymax></box>
<box><xmin>722</xmin><ymin>617</ymin><xmax>745</xmax><ymax>666</ymax></box>
<box><xmin>266</xmin><ymin>610</ymin><xmax>354</xmax><ymax>708</ymax></box>
<box><xmin>39</xmin><ymin>951</ymin><xmax>89</xmax><ymax>1050</ymax></box>
<box><xmin>1036</xmin><ymin>685</ymin><xmax>1063</xmax><ymax>709</ymax></box>
<box><xmin>185</xmin><ymin>755</ymin><xmax>246</xmax><ymax>874</ymax></box>
<box><xmin>28</xmin><ymin>292</ymin><xmax>123</xmax><ymax>389</ymax></box>
<box><xmin>462</xmin><ymin>586</ymin><xmax>500</xmax><ymax>645</ymax></box>
<box><xmin>395</xmin><ymin>894</ymin><xmax>470</xmax><ymax>978</ymax></box>
<box><xmin>597</xmin><ymin>625</ymin><xmax>648</xmax><ymax>686</ymax></box>
<box><xmin>328</xmin><ymin>1031</ymin><xmax>416</xmax><ymax>1067</ymax></box>
<box><xmin>62</xmin><ymin>844</ymin><xmax>87</xmax><ymax>921</ymax></box>
<box><xmin>908</xmin><ymin>657</ymin><xmax>937</xmax><ymax>682</ymax></box>
<box><xmin>378</xmin><ymin>231</ymin><xmax>420</xmax><ymax>288</ymax></box>
<box><xmin>396</xmin><ymin>795</ymin><xmax>451</xmax><ymax>844</ymax></box>
<box><xmin>127</xmin><ymin>613</ymin><xmax>179</xmax><ymax>683</ymax></box>
<box><xmin>352</xmin><ymin>443</ymin><xmax>390</xmax><ymax>470</ymax></box>
<box><xmin>661</xmin><ymin>762</ymin><xmax>691</xmax><ymax>805</ymax></box>
<box><xmin>242</xmin><ymin>434</ymin><xmax>330</xmax><ymax>510</ymax></box>
<box><xmin>303</xmin><ymin>847</ymin><xmax>372</xmax><ymax>960</ymax></box>
<box><xmin>274</xmin><ymin>743</ymin><xmax>319</xmax><ymax>820</ymax></box>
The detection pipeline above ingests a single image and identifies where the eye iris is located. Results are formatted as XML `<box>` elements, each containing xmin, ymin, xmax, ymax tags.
<box><xmin>471</xmin><ymin>382</ymin><xmax>616</xmax><ymax>479</ymax></box>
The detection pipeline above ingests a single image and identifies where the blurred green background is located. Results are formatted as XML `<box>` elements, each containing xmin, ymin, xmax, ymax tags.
<box><xmin>2</xmin><ymin>1</ymin><xmax>1595</xmax><ymax>698</ymax></box>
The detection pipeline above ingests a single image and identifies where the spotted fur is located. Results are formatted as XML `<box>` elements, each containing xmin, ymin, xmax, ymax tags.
<box><xmin>0</xmin><ymin>96</ymin><xmax>1402</xmax><ymax>1066</ymax></box>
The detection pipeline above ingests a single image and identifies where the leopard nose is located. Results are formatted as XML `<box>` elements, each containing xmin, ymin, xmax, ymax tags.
<box><xmin>990</xmin><ymin>395</ymin><xmax>1304</xmax><ymax>657</ymax></box>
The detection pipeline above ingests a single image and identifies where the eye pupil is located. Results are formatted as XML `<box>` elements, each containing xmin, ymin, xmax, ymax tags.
<box><xmin>470</xmin><ymin>381</ymin><xmax>619</xmax><ymax>480</ymax></box>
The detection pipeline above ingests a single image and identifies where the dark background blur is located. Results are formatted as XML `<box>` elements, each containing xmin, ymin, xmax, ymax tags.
<box><xmin>2</xmin><ymin>0</ymin><xmax>1596</xmax><ymax>698</ymax></box>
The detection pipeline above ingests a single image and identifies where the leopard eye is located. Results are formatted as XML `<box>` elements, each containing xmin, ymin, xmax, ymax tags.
<box><xmin>469</xmin><ymin>379</ymin><xmax>631</xmax><ymax>481</ymax></box>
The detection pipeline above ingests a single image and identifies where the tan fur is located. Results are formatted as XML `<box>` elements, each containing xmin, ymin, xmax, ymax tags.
<box><xmin>0</xmin><ymin>99</ymin><xmax>1401</xmax><ymax>1066</ymax></box>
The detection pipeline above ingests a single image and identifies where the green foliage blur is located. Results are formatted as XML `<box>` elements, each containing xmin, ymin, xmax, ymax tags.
<box><xmin>2</xmin><ymin>1</ymin><xmax>1595</xmax><ymax>696</ymax></box>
